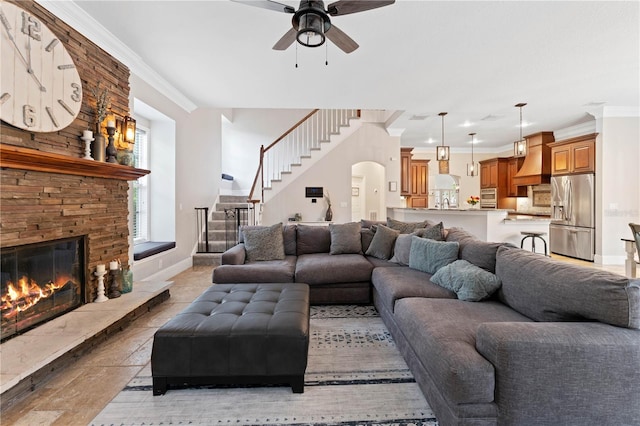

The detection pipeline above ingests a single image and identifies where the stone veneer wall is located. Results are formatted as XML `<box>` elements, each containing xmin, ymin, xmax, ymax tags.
<box><xmin>0</xmin><ymin>0</ymin><xmax>132</xmax><ymax>301</ymax></box>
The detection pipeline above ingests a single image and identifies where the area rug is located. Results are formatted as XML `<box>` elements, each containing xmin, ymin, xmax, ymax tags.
<box><xmin>90</xmin><ymin>305</ymin><xmax>438</xmax><ymax>426</ymax></box>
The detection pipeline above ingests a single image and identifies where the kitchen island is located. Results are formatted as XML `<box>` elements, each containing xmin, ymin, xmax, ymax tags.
<box><xmin>388</xmin><ymin>208</ymin><xmax>552</xmax><ymax>254</ymax></box>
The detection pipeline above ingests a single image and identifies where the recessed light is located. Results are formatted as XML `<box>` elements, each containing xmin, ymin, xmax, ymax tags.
<box><xmin>409</xmin><ymin>114</ymin><xmax>429</xmax><ymax>121</ymax></box>
<box><xmin>481</xmin><ymin>114</ymin><xmax>503</xmax><ymax>121</ymax></box>
<box><xmin>460</xmin><ymin>120</ymin><xmax>474</xmax><ymax>127</ymax></box>
<box><xmin>583</xmin><ymin>101</ymin><xmax>607</xmax><ymax>107</ymax></box>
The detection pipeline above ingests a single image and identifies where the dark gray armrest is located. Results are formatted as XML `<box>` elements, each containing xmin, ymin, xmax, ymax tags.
<box><xmin>476</xmin><ymin>322</ymin><xmax>640</xmax><ymax>425</ymax></box>
<box><xmin>221</xmin><ymin>243</ymin><xmax>246</xmax><ymax>265</ymax></box>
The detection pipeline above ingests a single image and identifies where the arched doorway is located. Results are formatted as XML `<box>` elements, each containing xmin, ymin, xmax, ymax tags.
<box><xmin>351</xmin><ymin>162</ymin><xmax>385</xmax><ymax>222</ymax></box>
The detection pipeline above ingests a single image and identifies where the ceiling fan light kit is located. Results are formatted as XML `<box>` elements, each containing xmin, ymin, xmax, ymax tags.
<box><xmin>232</xmin><ymin>0</ymin><xmax>395</xmax><ymax>53</ymax></box>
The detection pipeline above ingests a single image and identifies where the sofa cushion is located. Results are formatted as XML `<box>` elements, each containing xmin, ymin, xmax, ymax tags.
<box><xmin>296</xmin><ymin>225</ymin><xmax>331</xmax><ymax>255</ymax></box>
<box><xmin>243</xmin><ymin>222</ymin><xmax>285</xmax><ymax>261</ymax></box>
<box><xmin>212</xmin><ymin>256</ymin><xmax>297</xmax><ymax>283</ymax></box>
<box><xmin>371</xmin><ymin>266</ymin><xmax>456</xmax><ymax>314</ymax></box>
<box><xmin>431</xmin><ymin>260</ymin><xmax>502</xmax><ymax>302</ymax></box>
<box><xmin>329</xmin><ymin>222</ymin><xmax>363</xmax><ymax>255</ymax></box>
<box><xmin>394</xmin><ymin>298</ymin><xmax>532</xmax><ymax>405</ymax></box>
<box><xmin>365</xmin><ymin>224</ymin><xmax>400</xmax><ymax>260</ymax></box>
<box><xmin>366</xmin><ymin>256</ymin><xmax>402</xmax><ymax>268</ymax></box>
<box><xmin>446</xmin><ymin>227</ymin><xmax>506</xmax><ymax>273</ymax></box>
<box><xmin>360</xmin><ymin>219</ymin><xmax>386</xmax><ymax>229</ymax></box>
<box><xmin>386</xmin><ymin>217</ymin><xmax>434</xmax><ymax>234</ymax></box>
<box><xmin>295</xmin><ymin>253</ymin><xmax>373</xmax><ymax>284</ymax></box>
<box><xmin>409</xmin><ymin>237</ymin><xmax>459</xmax><ymax>275</ymax></box>
<box><xmin>496</xmin><ymin>246</ymin><xmax>640</xmax><ymax>329</ymax></box>
<box><xmin>360</xmin><ymin>228</ymin><xmax>375</xmax><ymax>253</ymax></box>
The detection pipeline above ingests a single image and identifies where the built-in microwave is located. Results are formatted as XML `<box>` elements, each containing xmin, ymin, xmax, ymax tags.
<box><xmin>480</xmin><ymin>188</ymin><xmax>497</xmax><ymax>209</ymax></box>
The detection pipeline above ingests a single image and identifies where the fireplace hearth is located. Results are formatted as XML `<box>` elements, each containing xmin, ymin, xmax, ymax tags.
<box><xmin>1</xmin><ymin>237</ymin><xmax>86</xmax><ymax>341</ymax></box>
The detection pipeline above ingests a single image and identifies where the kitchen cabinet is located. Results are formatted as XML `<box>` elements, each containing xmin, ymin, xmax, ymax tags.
<box><xmin>479</xmin><ymin>158</ymin><xmax>516</xmax><ymax>209</ymax></box>
<box><xmin>549</xmin><ymin>134</ymin><xmax>596</xmax><ymax>175</ymax></box>
<box><xmin>399</xmin><ymin>148</ymin><xmax>429</xmax><ymax>207</ymax></box>
<box><xmin>409</xmin><ymin>160</ymin><xmax>429</xmax><ymax>208</ymax></box>
<box><xmin>400</xmin><ymin>148</ymin><xmax>413</xmax><ymax>195</ymax></box>
<box><xmin>507</xmin><ymin>157</ymin><xmax>527</xmax><ymax>197</ymax></box>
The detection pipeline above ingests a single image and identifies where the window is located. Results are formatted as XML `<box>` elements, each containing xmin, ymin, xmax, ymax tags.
<box><xmin>133</xmin><ymin>127</ymin><xmax>149</xmax><ymax>242</ymax></box>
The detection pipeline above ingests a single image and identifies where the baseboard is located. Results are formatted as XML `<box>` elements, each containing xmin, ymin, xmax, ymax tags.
<box><xmin>141</xmin><ymin>257</ymin><xmax>193</xmax><ymax>282</ymax></box>
<box><xmin>595</xmin><ymin>254</ymin><xmax>625</xmax><ymax>265</ymax></box>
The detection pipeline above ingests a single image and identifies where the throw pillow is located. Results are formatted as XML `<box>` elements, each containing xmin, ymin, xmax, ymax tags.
<box><xmin>431</xmin><ymin>259</ymin><xmax>502</xmax><ymax>301</ymax></box>
<box><xmin>243</xmin><ymin>222</ymin><xmax>285</xmax><ymax>262</ymax></box>
<box><xmin>409</xmin><ymin>236</ymin><xmax>459</xmax><ymax>275</ymax></box>
<box><xmin>365</xmin><ymin>224</ymin><xmax>400</xmax><ymax>260</ymax></box>
<box><xmin>389</xmin><ymin>223</ymin><xmax>445</xmax><ymax>265</ymax></box>
<box><xmin>329</xmin><ymin>222</ymin><xmax>363</xmax><ymax>255</ymax></box>
<box><xmin>386</xmin><ymin>217</ymin><xmax>433</xmax><ymax>234</ymax></box>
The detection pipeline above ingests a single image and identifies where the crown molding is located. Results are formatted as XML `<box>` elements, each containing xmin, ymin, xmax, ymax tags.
<box><xmin>36</xmin><ymin>0</ymin><xmax>198</xmax><ymax>113</ymax></box>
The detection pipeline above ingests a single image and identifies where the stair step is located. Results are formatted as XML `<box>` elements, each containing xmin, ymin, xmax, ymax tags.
<box><xmin>195</xmin><ymin>241</ymin><xmax>228</xmax><ymax>253</ymax></box>
<box><xmin>211</xmin><ymin>211</ymin><xmax>227</xmax><ymax>221</ymax></box>
<box><xmin>216</xmin><ymin>202</ymin><xmax>252</xmax><ymax>211</ymax></box>
<box><xmin>219</xmin><ymin>195</ymin><xmax>249</xmax><ymax>203</ymax></box>
<box><xmin>192</xmin><ymin>252</ymin><xmax>222</xmax><ymax>267</ymax></box>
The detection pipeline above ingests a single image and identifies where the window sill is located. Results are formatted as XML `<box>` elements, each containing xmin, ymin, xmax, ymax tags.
<box><xmin>133</xmin><ymin>241</ymin><xmax>176</xmax><ymax>261</ymax></box>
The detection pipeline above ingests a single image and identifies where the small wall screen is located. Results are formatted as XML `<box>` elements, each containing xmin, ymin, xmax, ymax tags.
<box><xmin>305</xmin><ymin>187</ymin><xmax>323</xmax><ymax>198</ymax></box>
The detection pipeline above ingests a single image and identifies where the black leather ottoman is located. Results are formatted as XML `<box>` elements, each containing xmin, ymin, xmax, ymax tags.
<box><xmin>151</xmin><ymin>283</ymin><xmax>310</xmax><ymax>395</ymax></box>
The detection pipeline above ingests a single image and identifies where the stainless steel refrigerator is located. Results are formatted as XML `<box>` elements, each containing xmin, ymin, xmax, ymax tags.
<box><xmin>549</xmin><ymin>173</ymin><xmax>595</xmax><ymax>261</ymax></box>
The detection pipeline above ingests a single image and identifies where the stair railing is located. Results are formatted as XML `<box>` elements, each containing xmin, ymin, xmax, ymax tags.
<box><xmin>248</xmin><ymin>108</ymin><xmax>360</xmax><ymax>204</ymax></box>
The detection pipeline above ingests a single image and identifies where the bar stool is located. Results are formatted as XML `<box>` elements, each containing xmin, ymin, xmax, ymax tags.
<box><xmin>520</xmin><ymin>231</ymin><xmax>548</xmax><ymax>256</ymax></box>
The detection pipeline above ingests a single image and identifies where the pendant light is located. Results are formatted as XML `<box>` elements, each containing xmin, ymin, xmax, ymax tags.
<box><xmin>437</xmin><ymin>112</ymin><xmax>450</xmax><ymax>174</ymax></box>
<box><xmin>467</xmin><ymin>132</ymin><xmax>477</xmax><ymax>176</ymax></box>
<box><xmin>513</xmin><ymin>103</ymin><xmax>527</xmax><ymax>157</ymax></box>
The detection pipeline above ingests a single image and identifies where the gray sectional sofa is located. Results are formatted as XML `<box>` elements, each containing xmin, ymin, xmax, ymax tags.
<box><xmin>213</xmin><ymin>221</ymin><xmax>640</xmax><ymax>426</ymax></box>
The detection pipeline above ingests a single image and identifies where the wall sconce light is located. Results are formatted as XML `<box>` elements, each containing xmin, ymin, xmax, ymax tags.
<box><xmin>513</xmin><ymin>103</ymin><xmax>527</xmax><ymax>157</ymax></box>
<box><xmin>467</xmin><ymin>132</ymin><xmax>478</xmax><ymax>176</ymax></box>
<box><xmin>123</xmin><ymin>116</ymin><xmax>136</xmax><ymax>144</ymax></box>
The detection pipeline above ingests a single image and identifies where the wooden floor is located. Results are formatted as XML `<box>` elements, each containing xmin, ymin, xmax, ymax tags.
<box><xmin>0</xmin><ymin>258</ymin><xmax>629</xmax><ymax>426</ymax></box>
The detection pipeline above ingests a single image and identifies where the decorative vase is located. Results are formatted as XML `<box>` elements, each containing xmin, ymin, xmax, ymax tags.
<box><xmin>325</xmin><ymin>204</ymin><xmax>333</xmax><ymax>221</ymax></box>
<box><xmin>92</xmin><ymin>134</ymin><xmax>106</xmax><ymax>162</ymax></box>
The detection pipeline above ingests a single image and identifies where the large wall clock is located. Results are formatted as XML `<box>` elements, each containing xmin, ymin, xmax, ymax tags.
<box><xmin>0</xmin><ymin>0</ymin><xmax>82</xmax><ymax>133</ymax></box>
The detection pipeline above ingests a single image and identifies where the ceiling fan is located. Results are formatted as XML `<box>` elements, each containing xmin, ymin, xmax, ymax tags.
<box><xmin>231</xmin><ymin>0</ymin><xmax>395</xmax><ymax>53</ymax></box>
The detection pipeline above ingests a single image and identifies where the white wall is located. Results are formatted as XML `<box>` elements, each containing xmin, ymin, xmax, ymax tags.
<box><xmin>261</xmin><ymin>122</ymin><xmax>401</xmax><ymax>224</ymax></box>
<box><xmin>222</xmin><ymin>108</ymin><xmax>313</xmax><ymax>195</ymax></box>
<box><xmin>594</xmin><ymin>108</ymin><xmax>640</xmax><ymax>264</ymax></box>
<box><xmin>129</xmin><ymin>74</ymin><xmax>222</xmax><ymax>281</ymax></box>
<box><xmin>352</xmin><ymin>162</ymin><xmax>386</xmax><ymax>221</ymax></box>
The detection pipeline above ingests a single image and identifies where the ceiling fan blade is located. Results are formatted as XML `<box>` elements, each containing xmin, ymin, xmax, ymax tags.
<box><xmin>325</xmin><ymin>24</ymin><xmax>359</xmax><ymax>53</ymax></box>
<box><xmin>231</xmin><ymin>0</ymin><xmax>295</xmax><ymax>14</ymax></box>
<box><xmin>327</xmin><ymin>0</ymin><xmax>395</xmax><ymax>16</ymax></box>
<box><xmin>273</xmin><ymin>27</ymin><xmax>298</xmax><ymax>50</ymax></box>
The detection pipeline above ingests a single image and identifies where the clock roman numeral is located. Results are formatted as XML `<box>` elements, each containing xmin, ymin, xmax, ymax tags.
<box><xmin>46</xmin><ymin>106</ymin><xmax>59</xmax><ymax>127</ymax></box>
<box><xmin>45</xmin><ymin>39</ymin><xmax>59</xmax><ymax>52</ymax></box>
<box><xmin>58</xmin><ymin>99</ymin><xmax>74</xmax><ymax>116</ymax></box>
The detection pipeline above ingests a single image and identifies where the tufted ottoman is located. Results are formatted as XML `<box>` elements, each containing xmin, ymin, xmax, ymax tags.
<box><xmin>151</xmin><ymin>283</ymin><xmax>310</xmax><ymax>395</ymax></box>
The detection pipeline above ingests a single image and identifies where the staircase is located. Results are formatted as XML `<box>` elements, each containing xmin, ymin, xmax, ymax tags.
<box><xmin>192</xmin><ymin>195</ymin><xmax>252</xmax><ymax>266</ymax></box>
<box><xmin>249</xmin><ymin>109</ymin><xmax>361</xmax><ymax>204</ymax></box>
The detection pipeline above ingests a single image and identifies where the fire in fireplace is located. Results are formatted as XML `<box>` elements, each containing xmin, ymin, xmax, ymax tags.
<box><xmin>1</xmin><ymin>236</ymin><xmax>86</xmax><ymax>341</ymax></box>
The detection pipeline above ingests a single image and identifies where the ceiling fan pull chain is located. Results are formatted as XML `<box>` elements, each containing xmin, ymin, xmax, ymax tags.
<box><xmin>295</xmin><ymin>42</ymin><xmax>298</xmax><ymax>68</ymax></box>
<box><xmin>325</xmin><ymin>42</ymin><xmax>328</xmax><ymax>66</ymax></box>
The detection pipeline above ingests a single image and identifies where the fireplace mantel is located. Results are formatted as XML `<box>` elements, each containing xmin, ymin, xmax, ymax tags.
<box><xmin>0</xmin><ymin>144</ymin><xmax>149</xmax><ymax>180</ymax></box>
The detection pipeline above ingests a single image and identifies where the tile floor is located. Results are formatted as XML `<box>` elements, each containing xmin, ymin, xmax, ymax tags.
<box><xmin>0</xmin><ymin>258</ymin><xmax>630</xmax><ymax>426</ymax></box>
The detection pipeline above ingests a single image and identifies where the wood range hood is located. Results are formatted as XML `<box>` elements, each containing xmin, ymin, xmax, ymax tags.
<box><xmin>512</xmin><ymin>132</ymin><xmax>555</xmax><ymax>187</ymax></box>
